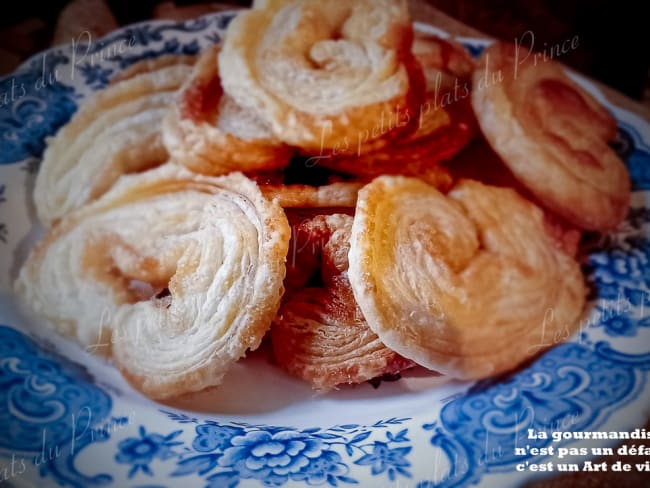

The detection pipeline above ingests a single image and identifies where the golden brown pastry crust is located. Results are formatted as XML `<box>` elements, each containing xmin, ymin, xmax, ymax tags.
<box><xmin>316</xmin><ymin>34</ymin><xmax>475</xmax><ymax>187</ymax></box>
<box><xmin>272</xmin><ymin>285</ymin><xmax>414</xmax><ymax>390</ymax></box>
<box><xmin>449</xmin><ymin>139</ymin><xmax>583</xmax><ymax>257</ymax></box>
<box><xmin>218</xmin><ymin>0</ymin><xmax>424</xmax><ymax>152</ymax></box>
<box><xmin>260</xmin><ymin>182</ymin><xmax>362</xmax><ymax>209</ymax></box>
<box><xmin>348</xmin><ymin>176</ymin><xmax>587</xmax><ymax>380</ymax></box>
<box><xmin>272</xmin><ymin>214</ymin><xmax>413</xmax><ymax>389</ymax></box>
<box><xmin>163</xmin><ymin>45</ymin><xmax>293</xmax><ymax>175</ymax></box>
<box><xmin>16</xmin><ymin>164</ymin><xmax>291</xmax><ymax>399</ymax></box>
<box><xmin>471</xmin><ymin>42</ymin><xmax>630</xmax><ymax>231</ymax></box>
<box><xmin>34</xmin><ymin>58</ymin><xmax>193</xmax><ymax>225</ymax></box>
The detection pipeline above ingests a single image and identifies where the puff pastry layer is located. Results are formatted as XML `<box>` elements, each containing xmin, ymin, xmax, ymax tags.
<box><xmin>272</xmin><ymin>214</ymin><xmax>413</xmax><ymax>389</ymax></box>
<box><xmin>260</xmin><ymin>182</ymin><xmax>362</xmax><ymax>208</ymax></box>
<box><xmin>348</xmin><ymin>176</ymin><xmax>586</xmax><ymax>379</ymax></box>
<box><xmin>319</xmin><ymin>34</ymin><xmax>475</xmax><ymax>186</ymax></box>
<box><xmin>272</xmin><ymin>285</ymin><xmax>414</xmax><ymax>389</ymax></box>
<box><xmin>218</xmin><ymin>0</ymin><xmax>423</xmax><ymax>151</ymax></box>
<box><xmin>17</xmin><ymin>164</ymin><xmax>291</xmax><ymax>399</ymax></box>
<box><xmin>163</xmin><ymin>45</ymin><xmax>292</xmax><ymax>175</ymax></box>
<box><xmin>471</xmin><ymin>42</ymin><xmax>630</xmax><ymax>231</ymax></box>
<box><xmin>35</xmin><ymin>56</ymin><xmax>194</xmax><ymax>225</ymax></box>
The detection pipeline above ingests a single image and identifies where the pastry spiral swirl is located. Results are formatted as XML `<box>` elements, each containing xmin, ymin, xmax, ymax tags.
<box><xmin>218</xmin><ymin>0</ymin><xmax>423</xmax><ymax>151</ymax></box>
<box><xmin>34</xmin><ymin>56</ymin><xmax>194</xmax><ymax>225</ymax></box>
<box><xmin>316</xmin><ymin>34</ymin><xmax>475</xmax><ymax>188</ymax></box>
<box><xmin>163</xmin><ymin>45</ymin><xmax>292</xmax><ymax>175</ymax></box>
<box><xmin>471</xmin><ymin>42</ymin><xmax>630</xmax><ymax>231</ymax></box>
<box><xmin>16</xmin><ymin>164</ymin><xmax>291</xmax><ymax>399</ymax></box>
<box><xmin>347</xmin><ymin>176</ymin><xmax>586</xmax><ymax>379</ymax></box>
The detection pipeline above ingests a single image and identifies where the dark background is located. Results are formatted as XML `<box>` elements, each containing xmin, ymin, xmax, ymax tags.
<box><xmin>0</xmin><ymin>0</ymin><xmax>649</xmax><ymax>102</ymax></box>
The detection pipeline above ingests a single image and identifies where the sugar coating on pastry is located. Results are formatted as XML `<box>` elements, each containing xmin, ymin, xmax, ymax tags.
<box><xmin>348</xmin><ymin>176</ymin><xmax>587</xmax><ymax>379</ymax></box>
<box><xmin>318</xmin><ymin>34</ymin><xmax>475</xmax><ymax>186</ymax></box>
<box><xmin>35</xmin><ymin>57</ymin><xmax>194</xmax><ymax>225</ymax></box>
<box><xmin>449</xmin><ymin>139</ymin><xmax>583</xmax><ymax>257</ymax></box>
<box><xmin>272</xmin><ymin>214</ymin><xmax>413</xmax><ymax>389</ymax></box>
<box><xmin>471</xmin><ymin>42</ymin><xmax>630</xmax><ymax>231</ymax></box>
<box><xmin>16</xmin><ymin>164</ymin><xmax>291</xmax><ymax>399</ymax></box>
<box><xmin>218</xmin><ymin>0</ymin><xmax>423</xmax><ymax>151</ymax></box>
<box><xmin>162</xmin><ymin>45</ymin><xmax>292</xmax><ymax>175</ymax></box>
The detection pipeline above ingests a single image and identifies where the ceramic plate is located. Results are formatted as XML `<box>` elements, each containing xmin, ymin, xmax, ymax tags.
<box><xmin>1</xmin><ymin>11</ymin><xmax>649</xmax><ymax>488</ymax></box>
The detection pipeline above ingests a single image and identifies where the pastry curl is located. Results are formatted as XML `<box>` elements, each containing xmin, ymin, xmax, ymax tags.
<box><xmin>471</xmin><ymin>42</ymin><xmax>630</xmax><ymax>231</ymax></box>
<box><xmin>272</xmin><ymin>214</ymin><xmax>413</xmax><ymax>389</ymax></box>
<box><xmin>317</xmin><ymin>34</ymin><xmax>475</xmax><ymax>187</ymax></box>
<box><xmin>347</xmin><ymin>176</ymin><xmax>586</xmax><ymax>380</ymax></box>
<box><xmin>162</xmin><ymin>45</ymin><xmax>293</xmax><ymax>175</ymax></box>
<box><xmin>218</xmin><ymin>0</ymin><xmax>423</xmax><ymax>151</ymax></box>
<box><xmin>34</xmin><ymin>57</ymin><xmax>193</xmax><ymax>225</ymax></box>
<box><xmin>16</xmin><ymin>164</ymin><xmax>291</xmax><ymax>399</ymax></box>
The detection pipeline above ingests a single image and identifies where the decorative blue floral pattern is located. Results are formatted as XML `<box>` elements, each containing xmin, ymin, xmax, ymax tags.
<box><xmin>116</xmin><ymin>426</ymin><xmax>183</xmax><ymax>479</ymax></box>
<box><xmin>601</xmin><ymin>313</ymin><xmax>644</xmax><ymax>337</ymax></box>
<box><xmin>0</xmin><ymin>52</ymin><xmax>77</xmax><ymax>164</ymax></box>
<box><xmin>78</xmin><ymin>63</ymin><xmax>114</xmax><ymax>90</ymax></box>
<box><xmin>354</xmin><ymin>436</ymin><xmax>411</xmax><ymax>480</ymax></box>
<box><xmin>585</xmin><ymin>214</ymin><xmax>650</xmax><ymax>338</ymax></box>
<box><xmin>1</xmin><ymin>13</ymin><xmax>650</xmax><ymax>488</ymax></box>
<box><xmin>70</xmin><ymin>18</ymin><xmax>212</xmax><ymax>90</ymax></box>
<box><xmin>0</xmin><ymin>325</ymin><xmax>114</xmax><ymax>486</ymax></box>
<box><xmin>167</xmin><ymin>418</ymin><xmax>411</xmax><ymax>487</ymax></box>
<box><xmin>416</xmin><ymin>342</ymin><xmax>650</xmax><ymax>488</ymax></box>
<box><xmin>218</xmin><ymin>430</ymin><xmax>331</xmax><ymax>484</ymax></box>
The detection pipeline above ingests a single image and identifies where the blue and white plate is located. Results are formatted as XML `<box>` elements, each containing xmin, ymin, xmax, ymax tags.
<box><xmin>1</xmin><ymin>12</ymin><xmax>650</xmax><ymax>488</ymax></box>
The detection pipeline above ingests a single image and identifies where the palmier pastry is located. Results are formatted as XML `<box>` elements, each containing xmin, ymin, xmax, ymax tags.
<box><xmin>16</xmin><ymin>164</ymin><xmax>290</xmax><ymax>399</ymax></box>
<box><xmin>471</xmin><ymin>42</ymin><xmax>630</xmax><ymax>231</ymax></box>
<box><xmin>318</xmin><ymin>34</ymin><xmax>475</xmax><ymax>187</ymax></box>
<box><xmin>347</xmin><ymin>176</ymin><xmax>586</xmax><ymax>380</ymax></box>
<box><xmin>218</xmin><ymin>0</ymin><xmax>423</xmax><ymax>152</ymax></box>
<box><xmin>162</xmin><ymin>45</ymin><xmax>292</xmax><ymax>175</ymax></box>
<box><xmin>34</xmin><ymin>56</ymin><xmax>194</xmax><ymax>225</ymax></box>
<box><xmin>272</xmin><ymin>214</ymin><xmax>413</xmax><ymax>389</ymax></box>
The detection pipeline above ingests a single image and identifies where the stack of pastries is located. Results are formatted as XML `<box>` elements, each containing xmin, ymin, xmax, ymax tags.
<box><xmin>15</xmin><ymin>0</ymin><xmax>630</xmax><ymax>399</ymax></box>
